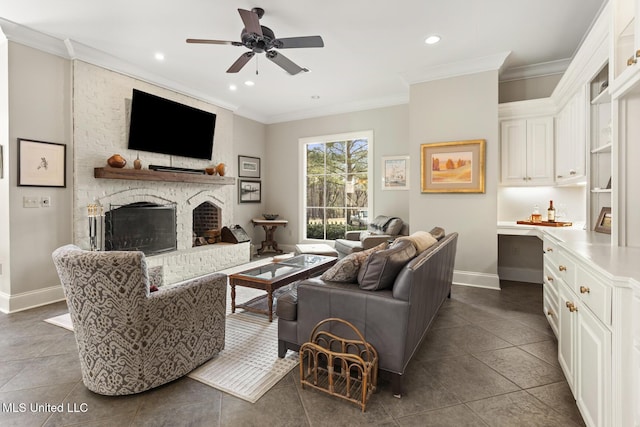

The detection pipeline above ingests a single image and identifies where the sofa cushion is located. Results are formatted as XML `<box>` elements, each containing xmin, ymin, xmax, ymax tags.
<box><xmin>276</xmin><ymin>284</ymin><xmax>299</xmax><ymax>321</ymax></box>
<box><xmin>357</xmin><ymin>240</ymin><xmax>417</xmax><ymax>291</ymax></box>
<box><xmin>321</xmin><ymin>242</ymin><xmax>387</xmax><ymax>282</ymax></box>
<box><xmin>429</xmin><ymin>227</ymin><xmax>446</xmax><ymax>241</ymax></box>
<box><xmin>395</xmin><ymin>231</ymin><xmax>438</xmax><ymax>253</ymax></box>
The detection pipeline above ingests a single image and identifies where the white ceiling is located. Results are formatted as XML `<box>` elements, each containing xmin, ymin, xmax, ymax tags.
<box><xmin>0</xmin><ymin>0</ymin><xmax>606</xmax><ymax>124</ymax></box>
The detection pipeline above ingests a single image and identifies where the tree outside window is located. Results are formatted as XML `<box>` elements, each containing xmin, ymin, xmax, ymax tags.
<box><xmin>304</xmin><ymin>137</ymin><xmax>369</xmax><ymax>240</ymax></box>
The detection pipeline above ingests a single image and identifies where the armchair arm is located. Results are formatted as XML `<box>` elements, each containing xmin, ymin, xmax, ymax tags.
<box><xmin>344</xmin><ymin>231</ymin><xmax>362</xmax><ymax>241</ymax></box>
<box><xmin>361</xmin><ymin>234</ymin><xmax>393</xmax><ymax>250</ymax></box>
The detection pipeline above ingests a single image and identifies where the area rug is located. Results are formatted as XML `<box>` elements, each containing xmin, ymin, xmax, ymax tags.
<box><xmin>43</xmin><ymin>283</ymin><xmax>299</xmax><ymax>403</ymax></box>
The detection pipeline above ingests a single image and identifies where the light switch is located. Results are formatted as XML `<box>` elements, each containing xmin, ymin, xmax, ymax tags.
<box><xmin>23</xmin><ymin>197</ymin><xmax>39</xmax><ymax>208</ymax></box>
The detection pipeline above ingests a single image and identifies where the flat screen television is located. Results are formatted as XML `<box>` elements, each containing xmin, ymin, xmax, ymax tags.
<box><xmin>127</xmin><ymin>89</ymin><xmax>216</xmax><ymax>160</ymax></box>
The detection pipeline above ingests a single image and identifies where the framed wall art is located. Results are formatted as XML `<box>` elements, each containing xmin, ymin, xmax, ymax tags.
<box><xmin>238</xmin><ymin>179</ymin><xmax>261</xmax><ymax>203</ymax></box>
<box><xmin>238</xmin><ymin>155</ymin><xmax>261</xmax><ymax>178</ymax></box>
<box><xmin>0</xmin><ymin>144</ymin><xmax>3</xmax><ymax>179</ymax></box>
<box><xmin>381</xmin><ymin>155</ymin><xmax>410</xmax><ymax>190</ymax></box>
<box><xmin>420</xmin><ymin>139</ymin><xmax>485</xmax><ymax>193</ymax></box>
<box><xmin>594</xmin><ymin>207</ymin><xmax>612</xmax><ymax>234</ymax></box>
<box><xmin>18</xmin><ymin>138</ymin><xmax>67</xmax><ymax>187</ymax></box>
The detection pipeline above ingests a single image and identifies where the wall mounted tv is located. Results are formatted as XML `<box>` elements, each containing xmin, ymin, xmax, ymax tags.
<box><xmin>127</xmin><ymin>89</ymin><xmax>216</xmax><ymax>160</ymax></box>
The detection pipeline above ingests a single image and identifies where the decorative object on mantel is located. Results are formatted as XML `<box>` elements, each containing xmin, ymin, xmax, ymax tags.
<box><xmin>262</xmin><ymin>213</ymin><xmax>279</xmax><ymax>220</ymax></box>
<box><xmin>107</xmin><ymin>154</ymin><xmax>127</xmax><ymax>168</ymax></box>
<box><xmin>216</xmin><ymin>163</ymin><xmax>226</xmax><ymax>176</ymax></box>
<box><xmin>133</xmin><ymin>154</ymin><xmax>142</xmax><ymax>170</ymax></box>
<box><xmin>205</xmin><ymin>166</ymin><xmax>216</xmax><ymax>175</ymax></box>
<box><xmin>87</xmin><ymin>202</ymin><xmax>105</xmax><ymax>251</ymax></box>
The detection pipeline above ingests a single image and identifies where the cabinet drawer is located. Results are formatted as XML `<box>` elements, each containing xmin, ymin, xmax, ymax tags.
<box><xmin>543</xmin><ymin>292</ymin><xmax>559</xmax><ymax>337</ymax></box>
<box><xmin>542</xmin><ymin>265</ymin><xmax>558</xmax><ymax>302</ymax></box>
<box><xmin>556</xmin><ymin>250</ymin><xmax>577</xmax><ymax>287</ymax></box>
<box><xmin>576</xmin><ymin>265</ymin><xmax>611</xmax><ymax>325</ymax></box>
<box><xmin>543</xmin><ymin>238</ymin><xmax>560</xmax><ymax>267</ymax></box>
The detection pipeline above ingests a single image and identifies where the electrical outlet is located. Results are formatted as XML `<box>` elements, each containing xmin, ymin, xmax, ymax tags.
<box><xmin>40</xmin><ymin>196</ymin><xmax>51</xmax><ymax>207</ymax></box>
<box><xmin>23</xmin><ymin>197</ymin><xmax>39</xmax><ymax>208</ymax></box>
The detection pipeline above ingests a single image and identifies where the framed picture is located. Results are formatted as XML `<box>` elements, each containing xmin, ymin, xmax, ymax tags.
<box><xmin>594</xmin><ymin>207</ymin><xmax>612</xmax><ymax>234</ymax></box>
<box><xmin>381</xmin><ymin>155</ymin><xmax>410</xmax><ymax>190</ymax></box>
<box><xmin>239</xmin><ymin>179</ymin><xmax>261</xmax><ymax>203</ymax></box>
<box><xmin>420</xmin><ymin>139</ymin><xmax>485</xmax><ymax>193</ymax></box>
<box><xmin>238</xmin><ymin>155</ymin><xmax>261</xmax><ymax>178</ymax></box>
<box><xmin>0</xmin><ymin>145</ymin><xmax>3</xmax><ymax>179</ymax></box>
<box><xmin>18</xmin><ymin>138</ymin><xmax>66</xmax><ymax>187</ymax></box>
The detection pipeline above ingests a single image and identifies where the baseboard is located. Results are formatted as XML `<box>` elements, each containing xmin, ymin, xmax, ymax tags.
<box><xmin>0</xmin><ymin>285</ymin><xmax>66</xmax><ymax>314</ymax></box>
<box><xmin>453</xmin><ymin>270</ymin><xmax>501</xmax><ymax>290</ymax></box>
<box><xmin>497</xmin><ymin>266</ymin><xmax>543</xmax><ymax>284</ymax></box>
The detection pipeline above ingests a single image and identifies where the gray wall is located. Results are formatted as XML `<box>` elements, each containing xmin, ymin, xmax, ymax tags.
<box><xmin>0</xmin><ymin>34</ymin><xmax>9</xmax><ymax>298</ymax></box>
<box><xmin>409</xmin><ymin>71</ymin><xmax>500</xmax><ymax>288</ymax></box>
<box><xmin>499</xmin><ymin>74</ymin><xmax>562</xmax><ymax>103</ymax></box>
<box><xmin>6</xmin><ymin>43</ymin><xmax>72</xmax><ymax>308</ymax></box>
<box><xmin>233</xmin><ymin>114</ymin><xmax>267</xmax><ymax>248</ymax></box>
<box><xmin>265</xmin><ymin>104</ymin><xmax>410</xmax><ymax>249</ymax></box>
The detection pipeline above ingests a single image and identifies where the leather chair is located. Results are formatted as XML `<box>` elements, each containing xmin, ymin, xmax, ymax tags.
<box><xmin>52</xmin><ymin>244</ymin><xmax>226</xmax><ymax>396</ymax></box>
<box><xmin>334</xmin><ymin>215</ymin><xmax>408</xmax><ymax>258</ymax></box>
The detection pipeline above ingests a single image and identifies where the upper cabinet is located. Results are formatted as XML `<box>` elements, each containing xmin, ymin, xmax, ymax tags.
<box><xmin>555</xmin><ymin>88</ymin><xmax>587</xmax><ymax>185</ymax></box>
<box><xmin>500</xmin><ymin>117</ymin><xmax>554</xmax><ymax>186</ymax></box>
<box><xmin>611</xmin><ymin>0</ymin><xmax>640</xmax><ymax>96</ymax></box>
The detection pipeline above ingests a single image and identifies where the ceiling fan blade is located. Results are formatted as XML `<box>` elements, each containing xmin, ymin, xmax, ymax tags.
<box><xmin>266</xmin><ymin>51</ymin><xmax>307</xmax><ymax>75</ymax></box>
<box><xmin>227</xmin><ymin>52</ymin><xmax>255</xmax><ymax>73</ymax></box>
<box><xmin>274</xmin><ymin>36</ymin><xmax>324</xmax><ymax>49</ymax></box>
<box><xmin>238</xmin><ymin>8</ymin><xmax>263</xmax><ymax>36</ymax></box>
<box><xmin>186</xmin><ymin>38</ymin><xmax>241</xmax><ymax>46</ymax></box>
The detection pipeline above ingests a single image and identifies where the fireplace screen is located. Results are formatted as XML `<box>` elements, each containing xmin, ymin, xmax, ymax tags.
<box><xmin>105</xmin><ymin>202</ymin><xmax>177</xmax><ymax>256</ymax></box>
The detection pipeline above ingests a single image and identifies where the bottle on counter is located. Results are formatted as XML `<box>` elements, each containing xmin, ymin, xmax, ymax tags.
<box><xmin>531</xmin><ymin>204</ymin><xmax>542</xmax><ymax>223</ymax></box>
<box><xmin>547</xmin><ymin>200</ymin><xmax>556</xmax><ymax>222</ymax></box>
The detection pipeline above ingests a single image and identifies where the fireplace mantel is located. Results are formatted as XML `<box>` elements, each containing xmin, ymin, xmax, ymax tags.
<box><xmin>94</xmin><ymin>167</ymin><xmax>235</xmax><ymax>185</ymax></box>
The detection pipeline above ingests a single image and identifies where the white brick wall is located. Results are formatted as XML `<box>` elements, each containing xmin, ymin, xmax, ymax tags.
<box><xmin>72</xmin><ymin>61</ymin><xmax>248</xmax><ymax>282</ymax></box>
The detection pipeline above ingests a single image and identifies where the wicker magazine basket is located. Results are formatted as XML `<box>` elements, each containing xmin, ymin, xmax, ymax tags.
<box><xmin>299</xmin><ymin>318</ymin><xmax>378</xmax><ymax>412</ymax></box>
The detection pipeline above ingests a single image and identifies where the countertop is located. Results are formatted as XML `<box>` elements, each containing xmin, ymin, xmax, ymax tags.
<box><xmin>498</xmin><ymin>221</ymin><xmax>640</xmax><ymax>286</ymax></box>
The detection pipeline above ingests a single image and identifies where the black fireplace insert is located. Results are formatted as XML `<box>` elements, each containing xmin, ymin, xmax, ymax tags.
<box><xmin>105</xmin><ymin>202</ymin><xmax>177</xmax><ymax>256</ymax></box>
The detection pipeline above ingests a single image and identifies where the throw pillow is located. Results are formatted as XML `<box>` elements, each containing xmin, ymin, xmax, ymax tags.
<box><xmin>395</xmin><ymin>231</ymin><xmax>438</xmax><ymax>253</ymax></box>
<box><xmin>357</xmin><ymin>240</ymin><xmax>417</xmax><ymax>291</ymax></box>
<box><xmin>320</xmin><ymin>242</ymin><xmax>387</xmax><ymax>282</ymax></box>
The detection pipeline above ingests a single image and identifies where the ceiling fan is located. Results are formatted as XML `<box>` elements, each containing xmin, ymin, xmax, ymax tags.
<box><xmin>186</xmin><ymin>7</ymin><xmax>324</xmax><ymax>75</ymax></box>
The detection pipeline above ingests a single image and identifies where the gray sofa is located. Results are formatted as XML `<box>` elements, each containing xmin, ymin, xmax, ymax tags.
<box><xmin>276</xmin><ymin>229</ymin><xmax>458</xmax><ymax>397</ymax></box>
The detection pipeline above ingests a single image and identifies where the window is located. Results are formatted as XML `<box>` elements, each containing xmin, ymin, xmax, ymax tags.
<box><xmin>300</xmin><ymin>131</ymin><xmax>373</xmax><ymax>241</ymax></box>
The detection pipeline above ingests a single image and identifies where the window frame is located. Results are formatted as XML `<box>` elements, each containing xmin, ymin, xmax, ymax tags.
<box><xmin>298</xmin><ymin>130</ymin><xmax>374</xmax><ymax>242</ymax></box>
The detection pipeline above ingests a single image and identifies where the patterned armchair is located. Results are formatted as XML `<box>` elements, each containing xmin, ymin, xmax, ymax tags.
<box><xmin>52</xmin><ymin>244</ymin><xmax>226</xmax><ymax>396</ymax></box>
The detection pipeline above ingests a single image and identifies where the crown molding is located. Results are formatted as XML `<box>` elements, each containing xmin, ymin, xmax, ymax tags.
<box><xmin>0</xmin><ymin>18</ymin><xmax>239</xmax><ymax>114</ymax></box>
<box><xmin>498</xmin><ymin>97</ymin><xmax>558</xmax><ymax>119</ymax></box>
<box><xmin>500</xmin><ymin>59</ymin><xmax>570</xmax><ymax>82</ymax></box>
<box><xmin>401</xmin><ymin>51</ymin><xmax>511</xmax><ymax>85</ymax></box>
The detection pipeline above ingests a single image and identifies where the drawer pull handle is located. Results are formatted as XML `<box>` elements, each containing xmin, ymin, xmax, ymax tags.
<box><xmin>565</xmin><ymin>301</ymin><xmax>573</xmax><ymax>308</ymax></box>
<box><xmin>569</xmin><ymin>305</ymin><xmax>578</xmax><ymax>313</ymax></box>
<box><xmin>547</xmin><ymin>310</ymin><xmax>554</xmax><ymax>317</ymax></box>
<box><xmin>546</xmin><ymin>247</ymin><xmax>553</xmax><ymax>252</ymax></box>
<box><xmin>546</xmin><ymin>276</ymin><xmax>553</xmax><ymax>282</ymax></box>
<box><xmin>580</xmin><ymin>286</ymin><xmax>590</xmax><ymax>294</ymax></box>
<box><xmin>628</xmin><ymin>55</ymin><xmax>637</xmax><ymax>66</ymax></box>
<box><xmin>559</xmin><ymin>265</ymin><xmax>567</xmax><ymax>272</ymax></box>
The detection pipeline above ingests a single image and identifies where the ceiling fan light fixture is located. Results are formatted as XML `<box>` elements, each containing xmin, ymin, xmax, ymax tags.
<box><xmin>229</xmin><ymin>84</ymin><xmax>237</xmax><ymax>91</ymax></box>
<box><xmin>154</xmin><ymin>52</ymin><xmax>165</xmax><ymax>61</ymax></box>
<box><xmin>424</xmin><ymin>35</ymin><xmax>441</xmax><ymax>45</ymax></box>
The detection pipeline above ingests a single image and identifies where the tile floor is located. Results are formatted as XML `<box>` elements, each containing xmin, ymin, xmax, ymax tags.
<box><xmin>0</xmin><ymin>281</ymin><xmax>585</xmax><ymax>426</ymax></box>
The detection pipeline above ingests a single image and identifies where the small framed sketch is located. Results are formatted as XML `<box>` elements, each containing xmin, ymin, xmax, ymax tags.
<box><xmin>18</xmin><ymin>138</ymin><xmax>66</xmax><ymax>187</ymax></box>
<box><xmin>594</xmin><ymin>207</ymin><xmax>612</xmax><ymax>234</ymax></box>
<box><xmin>238</xmin><ymin>155</ymin><xmax>261</xmax><ymax>178</ymax></box>
<box><xmin>239</xmin><ymin>179</ymin><xmax>261</xmax><ymax>203</ymax></box>
<box><xmin>382</xmin><ymin>155</ymin><xmax>410</xmax><ymax>190</ymax></box>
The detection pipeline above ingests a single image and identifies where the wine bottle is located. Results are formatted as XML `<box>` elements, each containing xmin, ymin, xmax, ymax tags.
<box><xmin>547</xmin><ymin>200</ymin><xmax>556</xmax><ymax>222</ymax></box>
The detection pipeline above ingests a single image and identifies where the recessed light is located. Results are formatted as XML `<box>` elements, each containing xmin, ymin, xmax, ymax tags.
<box><xmin>229</xmin><ymin>84</ymin><xmax>237</xmax><ymax>91</ymax></box>
<box><xmin>244</xmin><ymin>80</ymin><xmax>255</xmax><ymax>86</ymax></box>
<box><xmin>424</xmin><ymin>35</ymin><xmax>441</xmax><ymax>45</ymax></box>
<box><xmin>154</xmin><ymin>52</ymin><xmax>165</xmax><ymax>61</ymax></box>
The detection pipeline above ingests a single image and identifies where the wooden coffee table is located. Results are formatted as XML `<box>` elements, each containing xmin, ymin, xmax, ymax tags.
<box><xmin>229</xmin><ymin>254</ymin><xmax>337</xmax><ymax>322</ymax></box>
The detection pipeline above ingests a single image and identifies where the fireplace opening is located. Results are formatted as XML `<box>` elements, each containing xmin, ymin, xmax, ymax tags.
<box><xmin>105</xmin><ymin>202</ymin><xmax>177</xmax><ymax>256</ymax></box>
<box><xmin>193</xmin><ymin>202</ymin><xmax>221</xmax><ymax>246</ymax></box>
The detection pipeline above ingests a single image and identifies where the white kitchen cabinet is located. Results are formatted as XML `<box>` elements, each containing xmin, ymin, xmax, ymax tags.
<box><xmin>555</xmin><ymin>88</ymin><xmax>587</xmax><ymax>184</ymax></box>
<box><xmin>500</xmin><ymin>117</ymin><xmax>554</xmax><ymax>186</ymax></box>
<box><xmin>610</xmin><ymin>0</ymin><xmax>640</xmax><ymax>96</ymax></box>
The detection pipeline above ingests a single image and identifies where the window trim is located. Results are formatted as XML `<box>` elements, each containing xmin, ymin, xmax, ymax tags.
<box><xmin>298</xmin><ymin>130</ymin><xmax>374</xmax><ymax>243</ymax></box>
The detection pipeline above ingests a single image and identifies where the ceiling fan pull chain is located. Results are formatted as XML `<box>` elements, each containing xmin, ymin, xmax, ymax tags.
<box><xmin>256</xmin><ymin>55</ymin><xmax>259</xmax><ymax>75</ymax></box>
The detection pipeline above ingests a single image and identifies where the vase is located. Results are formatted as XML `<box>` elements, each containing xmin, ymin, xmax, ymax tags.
<box><xmin>107</xmin><ymin>154</ymin><xmax>126</xmax><ymax>168</ymax></box>
<box><xmin>216</xmin><ymin>163</ymin><xmax>226</xmax><ymax>176</ymax></box>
